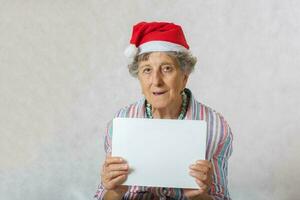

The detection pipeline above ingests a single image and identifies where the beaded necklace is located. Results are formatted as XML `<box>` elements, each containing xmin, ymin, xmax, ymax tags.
<box><xmin>145</xmin><ymin>90</ymin><xmax>188</xmax><ymax>119</ymax></box>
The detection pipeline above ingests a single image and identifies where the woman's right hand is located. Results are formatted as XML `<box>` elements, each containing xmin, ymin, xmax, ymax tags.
<box><xmin>101</xmin><ymin>155</ymin><xmax>129</xmax><ymax>196</ymax></box>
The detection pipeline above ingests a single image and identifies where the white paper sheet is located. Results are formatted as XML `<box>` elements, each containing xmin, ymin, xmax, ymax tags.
<box><xmin>112</xmin><ymin>118</ymin><xmax>207</xmax><ymax>189</ymax></box>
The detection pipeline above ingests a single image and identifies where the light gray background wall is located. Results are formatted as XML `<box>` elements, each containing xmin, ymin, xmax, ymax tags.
<box><xmin>1</xmin><ymin>0</ymin><xmax>299</xmax><ymax>199</ymax></box>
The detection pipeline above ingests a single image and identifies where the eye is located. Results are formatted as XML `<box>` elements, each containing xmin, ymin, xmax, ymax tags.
<box><xmin>162</xmin><ymin>65</ymin><xmax>174</xmax><ymax>73</ymax></box>
<box><xmin>142</xmin><ymin>67</ymin><xmax>152</xmax><ymax>74</ymax></box>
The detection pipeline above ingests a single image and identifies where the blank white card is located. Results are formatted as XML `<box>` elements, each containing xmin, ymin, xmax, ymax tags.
<box><xmin>112</xmin><ymin>118</ymin><xmax>207</xmax><ymax>189</ymax></box>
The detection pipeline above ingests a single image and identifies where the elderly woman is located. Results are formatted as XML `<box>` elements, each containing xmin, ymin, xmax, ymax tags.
<box><xmin>94</xmin><ymin>22</ymin><xmax>233</xmax><ymax>200</ymax></box>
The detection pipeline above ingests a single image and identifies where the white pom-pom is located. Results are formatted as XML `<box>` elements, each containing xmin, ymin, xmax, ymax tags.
<box><xmin>124</xmin><ymin>44</ymin><xmax>138</xmax><ymax>59</ymax></box>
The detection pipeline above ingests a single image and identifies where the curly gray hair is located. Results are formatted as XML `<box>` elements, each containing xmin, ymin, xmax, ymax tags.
<box><xmin>128</xmin><ymin>51</ymin><xmax>197</xmax><ymax>77</ymax></box>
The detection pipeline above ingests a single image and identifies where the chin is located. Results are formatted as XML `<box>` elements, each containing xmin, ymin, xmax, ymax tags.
<box><xmin>150</xmin><ymin>101</ymin><xmax>169</xmax><ymax>109</ymax></box>
<box><xmin>151</xmin><ymin>104</ymin><xmax>168</xmax><ymax>110</ymax></box>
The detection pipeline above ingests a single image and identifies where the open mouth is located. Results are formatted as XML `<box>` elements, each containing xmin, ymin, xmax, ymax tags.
<box><xmin>153</xmin><ymin>91</ymin><xmax>167</xmax><ymax>96</ymax></box>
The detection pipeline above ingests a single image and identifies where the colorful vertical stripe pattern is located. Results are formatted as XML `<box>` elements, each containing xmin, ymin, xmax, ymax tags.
<box><xmin>94</xmin><ymin>89</ymin><xmax>233</xmax><ymax>200</ymax></box>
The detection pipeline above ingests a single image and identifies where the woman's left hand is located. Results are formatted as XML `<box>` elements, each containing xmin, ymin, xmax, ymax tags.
<box><xmin>183</xmin><ymin>160</ymin><xmax>213</xmax><ymax>200</ymax></box>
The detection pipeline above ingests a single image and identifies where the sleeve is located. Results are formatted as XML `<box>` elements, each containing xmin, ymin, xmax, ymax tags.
<box><xmin>209</xmin><ymin>116</ymin><xmax>233</xmax><ymax>200</ymax></box>
<box><xmin>94</xmin><ymin>121</ymin><xmax>113</xmax><ymax>200</ymax></box>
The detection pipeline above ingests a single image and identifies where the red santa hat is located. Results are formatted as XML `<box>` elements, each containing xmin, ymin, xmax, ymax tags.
<box><xmin>124</xmin><ymin>21</ymin><xmax>190</xmax><ymax>59</ymax></box>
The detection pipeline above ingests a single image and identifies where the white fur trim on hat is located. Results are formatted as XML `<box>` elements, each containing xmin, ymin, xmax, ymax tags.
<box><xmin>124</xmin><ymin>44</ymin><xmax>138</xmax><ymax>59</ymax></box>
<box><xmin>138</xmin><ymin>41</ymin><xmax>189</xmax><ymax>55</ymax></box>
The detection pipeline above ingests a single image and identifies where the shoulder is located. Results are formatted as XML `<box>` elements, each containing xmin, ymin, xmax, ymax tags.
<box><xmin>114</xmin><ymin>98</ymin><xmax>145</xmax><ymax>118</ymax></box>
<box><xmin>197</xmin><ymin>100</ymin><xmax>232</xmax><ymax>137</ymax></box>
<box><xmin>199</xmin><ymin>101</ymin><xmax>230</xmax><ymax>127</ymax></box>
<box><xmin>189</xmin><ymin>94</ymin><xmax>229</xmax><ymax>126</ymax></box>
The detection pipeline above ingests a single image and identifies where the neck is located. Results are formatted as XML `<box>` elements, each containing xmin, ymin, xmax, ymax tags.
<box><xmin>152</xmin><ymin>97</ymin><xmax>182</xmax><ymax>119</ymax></box>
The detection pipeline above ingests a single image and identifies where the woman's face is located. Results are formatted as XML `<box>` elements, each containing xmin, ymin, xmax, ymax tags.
<box><xmin>137</xmin><ymin>52</ymin><xmax>188</xmax><ymax>110</ymax></box>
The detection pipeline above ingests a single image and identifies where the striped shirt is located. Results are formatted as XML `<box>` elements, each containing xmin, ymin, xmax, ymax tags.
<box><xmin>94</xmin><ymin>89</ymin><xmax>233</xmax><ymax>200</ymax></box>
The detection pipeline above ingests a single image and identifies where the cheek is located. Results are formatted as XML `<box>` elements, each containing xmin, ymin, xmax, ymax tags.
<box><xmin>169</xmin><ymin>77</ymin><xmax>186</xmax><ymax>92</ymax></box>
<box><xmin>139</xmin><ymin>79</ymin><xmax>150</xmax><ymax>94</ymax></box>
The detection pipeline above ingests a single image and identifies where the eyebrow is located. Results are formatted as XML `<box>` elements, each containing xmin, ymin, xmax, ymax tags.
<box><xmin>139</xmin><ymin>62</ymin><xmax>174</xmax><ymax>69</ymax></box>
<box><xmin>159</xmin><ymin>62</ymin><xmax>174</xmax><ymax>66</ymax></box>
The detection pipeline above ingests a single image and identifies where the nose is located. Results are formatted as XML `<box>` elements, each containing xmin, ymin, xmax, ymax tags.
<box><xmin>151</xmin><ymin>70</ymin><xmax>164</xmax><ymax>86</ymax></box>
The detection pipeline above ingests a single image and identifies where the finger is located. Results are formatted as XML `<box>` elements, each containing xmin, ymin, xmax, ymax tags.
<box><xmin>189</xmin><ymin>164</ymin><xmax>210</xmax><ymax>173</ymax></box>
<box><xmin>108</xmin><ymin>163</ymin><xmax>129</xmax><ymax>171</ymax></box>
<box><xmin>105</xmin><ymin>157</ymin><xmax>126</xmax><ymax>166</ymax></box>
<box><xmin>196</xmin><ymin>160</ymin><xmax>212</xmax><ymax>169</ymax></box>
<box><xmin>196</xmin><ymin>179</ymin><xmax>208</xmax><ymax>191</ymax></box>
<box><xmin>105</xmin><ymin>170</ymin><xmax>129</xmax><ymax>180</ymax></box>
<box><xmin>198</xmin><ymin>172</ymin><xmax>212</xmax><ymax>187</ymax></box>
<box><xmin>110</xmin><ymin>174</ymin><xmax>128</xmax><ymax>187</ymax></box>
<box><xmin>189</xmin><ymin>171</ymin><xmax>207</xmax><ymax>181</ymax></box>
